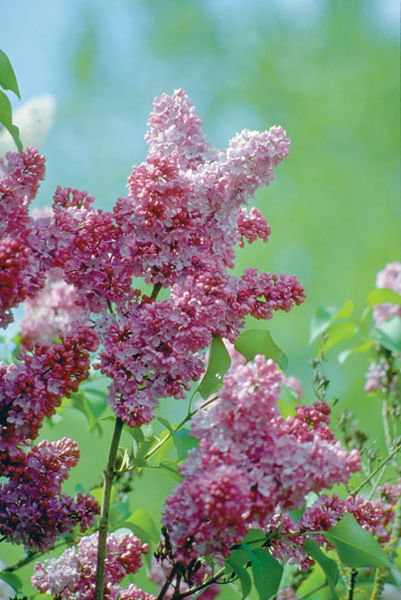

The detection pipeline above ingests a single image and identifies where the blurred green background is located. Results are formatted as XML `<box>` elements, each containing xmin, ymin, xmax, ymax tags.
<box><xmin>1</xmin><ymin>0</ymin><xmax>399</xmax><ymax>597</ymax></box>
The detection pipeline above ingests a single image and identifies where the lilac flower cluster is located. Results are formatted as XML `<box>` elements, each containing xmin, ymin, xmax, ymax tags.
<box><xmin>0</xmin><ymin>326</ymin><xmax>98</xmax><ymax>471</ymax></box>
<box><xmin>1</xmin><ymin>90</ymin><xmax>306</xmax><ymax>585</ymax></box>
<box><xmin>0</xmin><ymin>148</ymin><xmax>46</xmax><ymax>327</ymax></box>
<box><xmin>163</xmin><ymin>353</ymin><xmax>360</xmax><ymax>562</ymax></box>
<box><xmin>15</xmin><ymin>89</ymin><xmax>302</xmax><ymax>428</ymax></box>
<box><xmin>265</xmin><ymin>480</ymin><xmax>401</xmax><ymax>569</ymax></box>
<box><xmin>32</xmin><ymin>532</ymin><xmax>154</xmax><ymax>599</ymax></box>
<box><xmin>365</xmin><ymin>261</ymin><xmax>401</xmax><ymax>393</ymax></box>
<box><xmin>0</xmin><ymin>438</ymin><xmax>98</xmax><ymax>551</ymax></box>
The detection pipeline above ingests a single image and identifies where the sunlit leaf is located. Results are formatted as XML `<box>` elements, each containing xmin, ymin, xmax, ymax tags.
<box><xmin>122</xmin><ymin>508</ymin><xmax>159</xmax><ymax>544</ymax></box>
<box><xmin>235</xmin><ymin>329</ymin><xmax>288</xmax><ymax>370</ymax></box>
<box><xmin>325</xmin><ymin>513</ymin><xmax>392</xmax><ymax>568</ymax></box>
<box><xmin>338</xmin><ymin>339</ymin><xmax>373</xmax><ymax>363</ymax></box>
<box><xmin>323</xmin><ymin>321</ymin><xmax>356</xmax><ymax>351</ymax></box>
<box><xmin>309</xmin><ymin>306</ymin><xmax>337</xmax><ymax>343</ymax></box>
<box><xmin>372</xmin><ymin>317</ymin><xmax>401</xmax><ymax>354</ymax></box>
<box><xmin>198</xmin><ymin>335</ymin><xmax>231</xmax><ymax>399</ymax></box>
<box><xmin>0</xmin><ymin>50</ymin><xmax>21</xmax><ymax>97</ymax></box>
<box><xmin>0</xmin><ymin>90</ymin><xmax>22</xmax><ymax>151</ymax></box>
<box><xmin>367</xmin><ymin>288</ymin><xmax>401</xmax><ymax>308</ymax></box>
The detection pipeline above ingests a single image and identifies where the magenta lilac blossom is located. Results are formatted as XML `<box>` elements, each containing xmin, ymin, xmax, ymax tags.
<box><xmin>0</xmin><ymin>438</ymin><xmax>99</xmax><ymax>551</ymax></box>
<box><xmin>163</xmin><ymin>356</ymin><xmax>360</xmax><ymax>562</ymax></box>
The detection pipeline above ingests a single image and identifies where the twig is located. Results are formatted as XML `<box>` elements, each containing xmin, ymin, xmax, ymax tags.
<box><xmin>94</xmin><ymin>416</ymin><xmax>124</xmax><ymax>600</ymax></box>
<box><xmin>350</xmin><ymin>440</ymin><xmax>401</xmax><ymax>497</ymax></box>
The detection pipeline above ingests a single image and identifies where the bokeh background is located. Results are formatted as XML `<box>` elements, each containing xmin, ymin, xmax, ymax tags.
<box><xmin>1</xmin><ymin>0</ymin><xmax>399</xmax><ymax>597</ymax></box>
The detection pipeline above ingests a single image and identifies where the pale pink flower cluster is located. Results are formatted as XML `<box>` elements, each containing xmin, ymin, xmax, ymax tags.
<box><xmin>20</xmin><ymin>267</ymin><xmax>89</xmax><ymax>348</ymax></box>
<box><xmin>373</xmin><ymin>261</ymin><xmax>401</xmax><ymax>324</ymax></box>
<box><xmin>364</xmin><ymin>358</ymin><xmax>397</xmax><ymax>393</ymax></box>
<box><xmin>32</xmin><ymin>532</ymin><xmax>154</xmax><ymax>599</ymax></box>
<box><xmin>365</xmin><ymin>261</ymin><xmax>401</xmax><ymax>393</ymax></box>
<box><xmin>163</xmin><ymin>356</ymin><xmax>360</xmax><ymax>562</ymax></box>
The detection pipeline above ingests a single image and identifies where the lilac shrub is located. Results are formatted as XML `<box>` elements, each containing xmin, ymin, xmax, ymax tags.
<box><xmin>0</xmin><ymin>86</ymin><xmax>399</xmax><ymax>599</ymax></box>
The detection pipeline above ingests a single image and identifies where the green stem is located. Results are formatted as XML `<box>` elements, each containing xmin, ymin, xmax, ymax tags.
<box><xmin>94</xmin><ymin>416</ymin><xmax>124</xmax><ymax>600</ymax></box>
<box><xmin>145</xmin><ymin>395</ymin><xmax>218</xmax><ymax>462</ymax></box>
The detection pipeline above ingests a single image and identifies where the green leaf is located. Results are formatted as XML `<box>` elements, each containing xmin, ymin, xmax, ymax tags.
<box><xmin>157</xmin><ymin>416</ymin><xmax>174</xmax><ymax>433</ymax></box>
<box><xmin>334</xmin><ymin>299</ymin><xmax>354</xmax><ymax>320</ymax></box>
<box><xmin>310</xmin><ymin>306</ymin><xmax>337</xmax><ymax>343</ymax></box>
<box><xmin>338</xmin><ymin>339</ymin><xmax>373</xmax><ymax>363</ymax></box>
<box><xmin>0</xmin><ymin>90</ymin><xmax>22</xmax><ymax>151</ymax></box>
<box><xmin>303</xmin><ymin>538</ymin><xmax>339</xmax><ymax>600</ymax></box>
<box><xmin>242</xmin><ymin>545</ymin><xmax>283</xmax><ymax>600</ymax></box>
<box><xmin>198</xmin><ymin>335</ymin><xmax>231</xmax><ymax>399</ymax></box>
<box><xmin>323</xmin><ymin>321</ymin><xmax>356</xmax><ymax>351</ymax></box>
<box><xmin>122</xmin><ymin>508</ymin><xmax>159</xmax><ymax>544</ymax></box>
<box><xmin>158</xmin><ymin>459</ymin><xmax>182</xmax><ymax>481</ymax></box>
<box><xmin>225</xmin><ymin>554</ymin><xmax>252</xmax><ymax>599</ymax></box>
<box><xmin>324</xmin><ymin>513</ymin><xmax>392</xmax><ymax>568</ymax></box>
<box><xmin>0</xmin><ymin>571</ymin><xmax>23</xmax><ymax>592</ymax></box>
<box><xmin>367</xmin><ymin>288</ymin><xmax>401</xmax><ymax>308</ymax></box>
<box><xmin>0</xmin><ymin>50</ymin><xmax>21</xmax><ymax>97</ymax></box>
<box><xmin>172</xmin><ymin>428</ymin><xmax>199</xmax><ymax>462</ymax></box>
<box><xmin>235</xmin><ymin>329</ymin><xmax>288</xmax><ymax>370</ymax></box>
<box><xmin>372</xmin><ymin>317</ymin><xmax>401</xmax><ymax>354</ymax></box>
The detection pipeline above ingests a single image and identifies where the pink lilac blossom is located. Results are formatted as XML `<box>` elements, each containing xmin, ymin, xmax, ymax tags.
<box><xmin>163</xmin><ymin>356</ymin><xmax>359</xmax><ymax>562</ymax></box>
<box><xmin>0</xmin><ymin>148</ymin><xmax>46</xmax><ymax>327</ymax></box>
<box><xmin>20</xmin><ymin>268</ymin><xmax>89</xmax><ymax>348</ymax></box>
<box><xmin>149</xmin><ymin>556</ymin><xmax>220</xmax><ymax>600</ymax></box>
<box><xmin>18</xmin><ymin>89</ymin><xmax>303</xmax><ymax>427</ymax></box>
<box><xmin>264</xmin><ymin>482</ymin><xmax>401</xmax><ymax>569</ymax></box>
<box><xmin>32</xmin><ymin>532</ymin><xmax>154</xmax><ymax>600</ymax></box>
<box><xmin>373</xmin><ymin>261</ymin><xmax>401</xmax><ymax>325</ymax></box>
<box><xmin>97</xmin><ymin>298</ymin><xmax>209</xmax><ymax>427</ymax></box>
<box><xmin>0</xmin><ymin>326</ymin><xmax>98</xmax><ymax>470</ymax></box>
<box><xmin>364</xmin><ymin>357</ymin><xmax>399</xmax><ymax>393</ymax></box>
<box><xmin>0</xmin><ymin>438</ymin><xmax>99</xmax><ymax>551</ymax></box>
<box><xmin>365</xmin><ymin>261</ymin><xmax>401</xmax><ymax>392</ymax></box>
<box><xmin>237</xmin><ymin>206</ymin><xmax>271</xmax><ymax>247</ymax></box>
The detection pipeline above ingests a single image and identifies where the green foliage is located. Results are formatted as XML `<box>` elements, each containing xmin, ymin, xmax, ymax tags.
<box><xmin>0</xmin><ymin>50</ymin><xmax>20</xmax><ymax>97</ymax></box>
<box><xmin>0</xmin><ymin>571</ymin><xmax>23</xmax><ymax>593</ymax></box>
<box><xmin>198</xmin><ymin>335</ymin><xmax>231</xmax><ymax>399</ymax></box>
<box><xmin>324</xmin><ymin>513</ymin><xmax>392</xmax><ymax>569</ymax></box>
<box><xmin>235</xmin><ymin>328</ymin><xmax>288</xmax><ymax>370</ymax></box>
<box><xmin>372</xmin><ymin>317</ymin><xmax>401</xmax><ymax>354</ymax></box>
<box><xmin>0</xmin><ymin>49</ymin><xmax>22</xmax><ymax>151</ymax></box>
<box><xmin>303</xmin><ymin>539</ymin><xmax>339</xmax><ymax>600</ymax></box>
